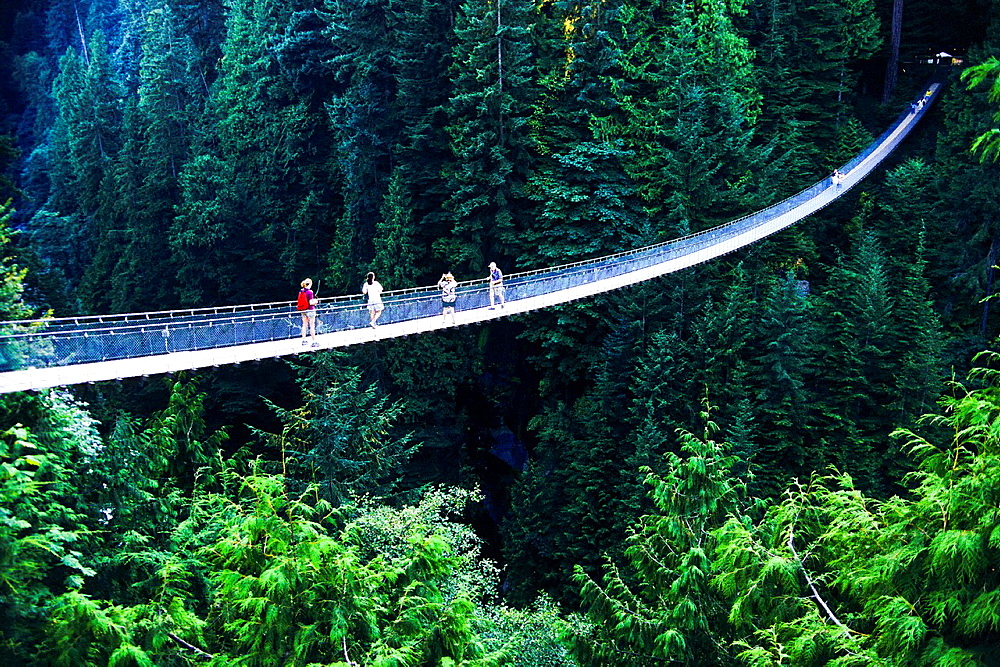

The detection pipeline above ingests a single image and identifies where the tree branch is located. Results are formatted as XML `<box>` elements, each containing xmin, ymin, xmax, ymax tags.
<box><xmin>343</xmin><ymin>635</ymin><xmax>359</xmax><ymax>666</ymax></box>
<box><xmin>787</xmin><ymin>529</ymin><xmax>849</xmax><ymax>631</ymax></box>
<box><xmin>166</xmin><ymin>631</ymin><xmax>214</xmax><ymax>661</ymax></box>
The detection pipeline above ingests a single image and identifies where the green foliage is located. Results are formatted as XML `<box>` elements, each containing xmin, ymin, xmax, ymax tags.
<box><xmin>1</xmin><ymin>374</ymin><xmax>525</xmax><ymax>665</ymax></box>
<box><xmin>714</xmin><ymin>357</ymin><xmax>1000</xmax><ymax>665</ymax></box>
<box><xmin>321</xmin><ymin>0</ymin><xmax>398</xmax><ymax>287</ymax></box>
<box><xmin>571</xmin><ymin>414</ymin><xmax>750</xmax><ymax>665</ymax></box>
<box><xmin>82</xmin><ymin>379</ymin><xmax>226</xmax><ymax>610</ymax></box>
<box><xmin>0</xmin><ymin>391</ymin><xmax>99</xmax><ymax>663</ymax></box>
<box><xmin>260</xmin><ymin>352</ymin><xmax>419</xmax><ymax>506</ymax></box>
<box><xmin>961</xmin><ymin>56</ymin><xmax>1000</xmax><ymax>163</ymax></box>
<box><xmin>96</xmin><ymin>3</ymin><xmax>206</xmax><ymax>310</ymax></box>
<box><xmin>0</xmin><ymin>203</ymin><xmax>38</xmax><ymax>325</ymax></box>
<box><xmin>6</xmin><ymin>3</ymin><xmax>1000</xmax><ymax>665</ymax></box>
<box><xmin>39</xmin><ymin>591</ymin><xmax>155</xmax><ymax>667</ymax></box>
<box><xmin>481</xmin><ymin>596</ymin><xmax>577</xmax><ymax>666</ymax></box>
<box><xmin>203</xmin><ymin>469</ymin><xmax>503</xmax><ymax>666</ymax></box>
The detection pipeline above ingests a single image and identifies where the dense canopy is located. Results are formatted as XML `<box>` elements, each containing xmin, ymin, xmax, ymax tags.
<box><xmin>2</xmin><ymin>0</ymin><xmax>1000</xmax><ymax>664</ymax></box>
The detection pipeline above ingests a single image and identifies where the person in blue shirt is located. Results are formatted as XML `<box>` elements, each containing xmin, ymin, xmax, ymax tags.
<box><xmin>488</xmin><ymin>262</ymin><xmax>505</xmax><ymax>309</ymax></box>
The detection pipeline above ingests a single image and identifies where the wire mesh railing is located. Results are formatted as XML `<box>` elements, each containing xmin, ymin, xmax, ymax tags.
<box><xmin>0</xmin><ymin>78</ymin><xmax>945</xmax><ymax>376</ymax></box>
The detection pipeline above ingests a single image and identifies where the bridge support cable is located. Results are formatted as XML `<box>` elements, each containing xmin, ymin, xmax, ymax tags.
<box><xmin>0</xmin><ymin>81</ymin><xmax>945</xmax><ymax>394</ymax></box>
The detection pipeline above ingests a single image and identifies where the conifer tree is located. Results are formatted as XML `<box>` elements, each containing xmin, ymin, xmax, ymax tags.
<box><xmin>615</xmin><ymin>0</ymin><xmax>763</xmax><ymax>232</ymax></box>
<box><xmin>715</xmin><ymin>357</ymin><xmax>1000</xmax><ymax>665</ymax></box>
<box><xmin>260</xmin><ymin>355</ymin><xmax>419</xmax><ymax>506</ymax></box>
<box><xmin>875</xmin><ymin>158</ymin><xmax>939</xmax><ymax>262</ymax></box>
<box><xmin>321</xmin><ymin>0</ymin><xmax>398</xmax><ymax>286</ymax></box>
<box><xmin>748</xmin><ymin>270</ymin><xmax>817</xmax><ymax>496</ymax></box>
<box><xmin>0</xmin><ymin>392</ymin><xmax>100</xmax><ymax>663</ymax></box>
<box><xmin>628</xmin><ymin>329</ymin><xmax>696</xmax><ymax>468</ymax></box>
<box><xmin>887</xmin><ymin>236</ymin><xmax>944</xmax><ymax>430</ymax></box>
<box><xmin>41</xmin><ymin>32</ymin><xmax>121</xmax><ymax>297</ymax></box>
<box><xmin>748</xmin><ymin>0</ymin><xmax>880</xmax><ymax>170</ymax></box>
<box><xmin>48</xmin><ymin>31</ymin><xmax>120</xmax><ymax>219</ymax></box>
<box><xmin>375</xmin><ymin>167</ymin><xmax>419</xmax><ymax>288</ymax></box>
<box><xmin>173</xmin><ymin>0</ymin><xmax>327</xmax><ymax>305</ymax></box>
<box><xmin>688</xmin><ymin>266</ymin><xmax>756</xmax><ymax>439</ymax></box>
<box><xmin>571</xmin><ymin>415</ymin><xmax>749</xmax><ymax>665</ymax></box>
<box><xmin>502</xmin><ymin>398</ymin><xmax>632</xmax><ymax>605</ymax></box>
<box><xmin>387</xmin><ymin>0</ymin><xmax>459</xmax><ymax>273</ymax></box>
<box><xmin>441</xmin><ymin>0</ymin><xmax>537</xmax><ymax>271</ymax></box>
<box><xmin>96</xmin><ymin>4</ymin><xmax>206</xmax><ymax>311</ymax></box>
<box><xmin>520</xmin><ymin>0</ymin><xmax>642</xmax><ymax>263</ymax></box>
<box><xmin>814</xmin><ymin>230</ymin><xmax>913</xmax><ymax>492</ymax></box>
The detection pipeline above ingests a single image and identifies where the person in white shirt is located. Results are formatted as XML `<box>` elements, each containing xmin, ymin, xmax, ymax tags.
<box><xmin>363</xmin><ymin>272</ymin><xmax>384</xmax><ymax>327</ymax></box>
<box><xmin>438</xmin><ymin>272</ymin><xmax>458</xmax><ymax>324</ymax></box>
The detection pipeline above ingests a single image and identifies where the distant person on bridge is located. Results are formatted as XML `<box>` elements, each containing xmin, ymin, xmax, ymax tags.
<box><xmin>488</xmin><ymin>262</ymin><xmax>505</xmax><ymax>309</ymax></box>
<box><xmin>363</xmin><ymin>272</ymin><xmax>385</xmax><ymax>327</ymax></box>
<box><xmin>297</xmin><ymin>278</ymin><xmax>319</xmax><ymax>347</ymax></box>
<box><xmin>438</xmin><ymin>272</ymin><xmax>458</xmax><ymax>324</ymax></box>
<box><xmin>831</xmin><ymin>169</ymin><xmax>845</xmax><ymax>188</ymax></box>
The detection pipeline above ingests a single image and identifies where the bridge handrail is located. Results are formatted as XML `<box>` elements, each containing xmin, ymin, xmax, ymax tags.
<box><xmin>2</xmin><ymin>80</ymin><xmax>939</xmax><ymax>334</ymax></box>
<box><xmin>0</xmin><ymin>89</ymin><xmax>930</xmax><ymax>332</ymax></box>
<box><xmin>0</xmin><ymin>75</ymin><xmax>946</xmax><ymax>376</ymax></box>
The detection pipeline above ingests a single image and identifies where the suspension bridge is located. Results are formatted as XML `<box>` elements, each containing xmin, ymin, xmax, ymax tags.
<box><xmin>0</xmin><ymin>82</ymin><xmax>944</xmax><ymax>394</ymax></box>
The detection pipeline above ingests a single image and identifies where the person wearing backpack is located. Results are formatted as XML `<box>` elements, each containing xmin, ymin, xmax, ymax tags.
<box><xmin>297</xmin><ymin>278</ymin><xmax>319</xmax><ymax>346</ymax></box>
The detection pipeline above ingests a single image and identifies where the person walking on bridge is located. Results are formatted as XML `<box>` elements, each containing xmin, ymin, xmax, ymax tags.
<box><xmin>298</xmin><ymin>278</ymin><xmax>319</xmax><ymax>347</ymax></box>
<box><xmin>488</xmin><ymin>262</ymin><xmax>505</xmax><ymax>309</ymax></box>
<box><xmin>438</xmin><ymin>272</ymin><xmax>458</xmax><ymax>324</ymax></box>
<box><xmin>363</xmin><ymin>272</ymin><xmax>385</xmax><ymax>327</ymax></box>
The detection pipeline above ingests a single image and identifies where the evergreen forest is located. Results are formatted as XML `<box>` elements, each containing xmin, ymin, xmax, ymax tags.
<box><xmin>3</xmin><ymin>0</ymin><xmax>1000</xmax><ymax>663</ymax></box>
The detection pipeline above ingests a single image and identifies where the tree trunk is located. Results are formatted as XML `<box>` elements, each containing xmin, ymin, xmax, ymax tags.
<box><xmin>882</xmin><ymin>0</ymin><xmax>903</xmax><ymax>104</ymax></box>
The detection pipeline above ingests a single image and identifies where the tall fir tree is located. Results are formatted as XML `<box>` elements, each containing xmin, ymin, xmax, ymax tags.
<box><xmin>40</xmin><ymin>32</ymin><xmax>121</xmax><ymax>299</ymax></box>
<box><xmin>321</xmin><ymin>0</ymin><xmax>398</xmax><ymax>290</ymax></box>
<box><xmin>172</xmin><ymin>0</ymin><xmax>327</xmax><ymax>305</ymax></box>
<box><xmin>572</xmin><ymin>417</ymin><xmax>750</xmax><ymax>665</ymax></box>
<box><xmin>747</xmin><ymin>0</ymin><xmax>881</xmax><ymax>177</ymax></box>
<box><xmin>814</xmin><ymin>229</ymin><xmax>903</xmax><ymax>493</ymax></box>
<box><xmin>441</xmin><ymin>0</ymin><xmax>537</xmax><ymax>272</ymax></box>
<box><xmin>387</xmin><ymin>0</ymin><xmax>459</xmax><ymax>277</ymax></box>
<box><xmin>747</xmin><ymin>269</ymin><xmax>817</xmax><ymax>497</ymax></box>
<box><xmin>93</xmin><ymin>4</ymin><xmax>205</xmax><ymax>311</ymax></box>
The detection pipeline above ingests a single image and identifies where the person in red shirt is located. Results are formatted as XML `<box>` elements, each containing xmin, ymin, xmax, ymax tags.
<box><xmin>299</xmin><ymin>278</ymin><xmax>318</xmax><ymax>346</ymax></box>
